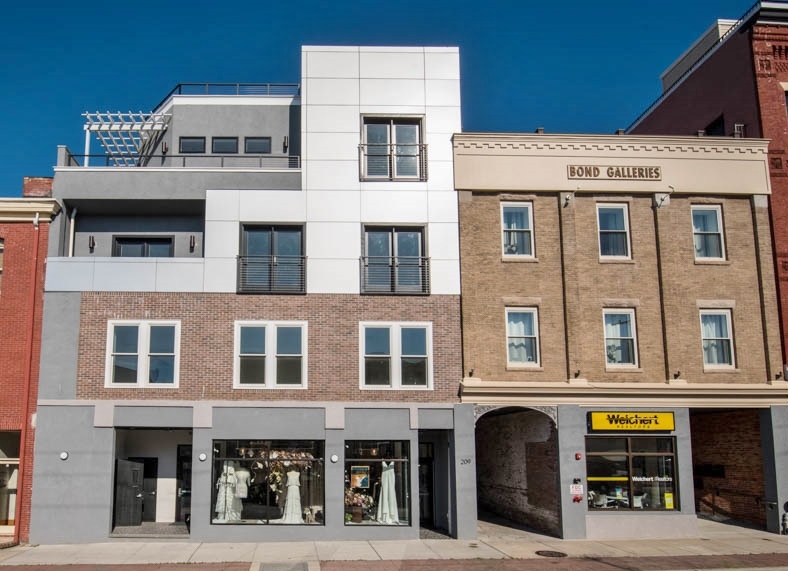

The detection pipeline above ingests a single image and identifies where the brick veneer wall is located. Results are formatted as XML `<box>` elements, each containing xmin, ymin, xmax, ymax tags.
<box><xmin>76</xmin><ymin>293</ymin><xmax>461</xmax><ymax>403</ymax></box>
<box><xmin>690</xmin><ymin>409</ymin><xmax>766</xmax><ymax>528</ymax></box>
<box><xmin>459</xmin><ymin>191</ymin><xmax>776</xmax><ymax>385</ymax></box>
<box><xmin>0</xmin><ymin>220</ymin><xmax>49</xmax><ymax>542</ymax></box>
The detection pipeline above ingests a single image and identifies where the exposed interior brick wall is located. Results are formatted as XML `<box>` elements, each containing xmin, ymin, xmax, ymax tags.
<box><xmin>76</xmin><ymin>292</ymin><xmax>462</xmax><ymax>403</ymax></box>
<box><xmin>475</xmin><ymin>409</ymin><xmax>559</xmax><ymax>536</ymax></box>
<box><xmin>690</xmin><ymin>409</ymin><xmax>766</xmax><ymax>528</ymax></box>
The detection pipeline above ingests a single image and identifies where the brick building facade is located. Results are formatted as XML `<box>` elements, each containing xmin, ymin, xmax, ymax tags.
<box><xmin>0</xmin><ymin>179</ymin><xmax>59</xmax><ymax>543</ymax></box>
<box><xmin>453</xmin><ymin>132</ymin><xmax>786</xmax><ymax>539</ymax></box>
<box><xmin>629</xmin><ymin>0</ymin><xmax>788</xmax><ymax>533</ymax></box>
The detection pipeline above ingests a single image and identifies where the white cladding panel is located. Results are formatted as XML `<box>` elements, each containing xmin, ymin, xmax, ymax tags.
<box><xmin>203</xmin><ymin>258</ymin><xmax>237</xmax><ymax>292</ymax></box>
<box><xmin>427</xmin><ymin>192</ymin><xmax>460</xmax><ymax>223</ymax></box>
<box><xmin>428</xmin><ymin>222</ymin><xmax>461</xmax><ymax>260</ymax></box>
<box><xmin>307</xmin><ymin>258</ymin><xmax>359</xmax><ymax>293</ymax></box>
<box><xmin>360</xmin><ymin>190</ymin><xmax>429</xmax><ymax>222</ymax></box>
<box><xmin>426</xmin><ymin>162</ymin><xmax>456</xmax><ymax>192</ymax></box>
<box><xmin>155</xmin><ymin>261</ymin><xmax>205</xmax><ymax>292</ymax></box>
<box><xmin>238</xmin><ymin>190</ymin><xmax>307</xmax><ymax>221</ymax></box>
<box><xmin>359</xmin><ymin>79</ymin><xmax>426</xmax><ymax>106</ymax></box>
<box><xmin>304</xmin><ymin>78</ymin><xmax>360</xmax><ymax>106</ymax></box>
<box><xmin>93</xmin><ymin>261</ymin><xmax>157</xmax><ymax>291</ymax></box>
<box><xmin>424</xmin><ymin>106</ymin><xmax>463</xmax><ymax>135</ymax></box>
<box><xmin>205</xmin><ymin>189</ymin><xmax>240</xmax><ymax>221</ymax></box>
<box><xmin>304</xmin><ymin>161</ymin><xmax>361</xmax><ymax>192</ymax></box>
<box><xmin>429</xmin><ymin>259</ymin><xmax>461</xmax><ymax>294</ymax></box>
<box><xmin>359</xmin><ymin>51</ymin><xmax>425</xmax><ymax>78</ymax></box>
<box><xmin>306</xmin><ymin>190</ymin><xmax>361</xmax><ymax>222</ymax></box>
<box><xmin>307</xmin><ymin>222</ymin><xmax>361</xmax><ymax>259</ymax></box>
<box><xmin>305</xmin><ymin>105</ymin><xmax>360</xmax><ymax>134</ymax></box>
<box><xmin>304</xmin><ymin>50</ymin><xmax>360</xmax><ymax>79</ymax></box>
<box><xmin>204</xmin><ymin>221</ymin><xmax>239</xmax><ymax>258</ymax></box>
<box><xmin>425</xmin><ymin>51</ymin><xmax>461</xmax><ymax>80</ymax></box>
<box><xmin>425</xmin><ymin>79</ymin><xmax>462</xmax><ymax>107</ymax></box>
<box><xmin>305</xmin><ymin>132</ymin><xmax>360</xmax><ymax>161</ymax></box>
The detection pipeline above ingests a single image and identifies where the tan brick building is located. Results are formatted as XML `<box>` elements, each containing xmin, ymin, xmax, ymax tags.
<box><xmin>454</xmin><ymin>132</ymin><xmax>786</xmax><ymax>539</ymax></box>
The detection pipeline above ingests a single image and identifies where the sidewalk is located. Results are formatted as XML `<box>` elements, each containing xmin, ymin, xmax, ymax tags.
<box><xmin>2</xmin><ymin>517</ymin><xmax>788</xmax><ymax>570</ymax></box>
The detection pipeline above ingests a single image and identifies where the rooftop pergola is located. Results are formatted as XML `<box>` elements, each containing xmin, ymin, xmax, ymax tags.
<box><xmin>83</xmin><ymin>111</ymin><xmax>171</xmax><ymax>166</ymax></box>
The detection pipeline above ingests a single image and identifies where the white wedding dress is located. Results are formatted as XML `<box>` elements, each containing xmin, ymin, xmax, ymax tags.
<box><xmin>215</xmin><ymin>461</ymin><xmax>242</xmax><ymax>521</ymax></box>
<box><xmin>280</xmin><ymin>470</ymin><xmax>304</xmax><ymax>524</ymax></box>
<box><xmin>376</xmin><ymin>461</ymin><xmax>399</xmax><ymax>524</ymax></box>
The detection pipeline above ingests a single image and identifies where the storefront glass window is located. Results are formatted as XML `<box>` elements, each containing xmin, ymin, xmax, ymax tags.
<box><xmin>344</xmin><ymin>440</ymin><xmax>410</xmax><ymax>525</ymax></box>
<box><xmin>211</xmin><ymin>440</ymin><xmax>324</xmax><ymax>525</ymax></box>
<box><xmin>586</xmin><ymin>436</ymin><xmax>677</xmax><ymax>511</ymax></box>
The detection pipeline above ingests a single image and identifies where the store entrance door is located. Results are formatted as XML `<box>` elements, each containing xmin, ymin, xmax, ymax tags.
<box><xmin>418</xmin><ymin>442</ymin><xmax>434</xmax><ymax>525</ymax></box>
<box><xmin>128</xmin><ymin>457</ymin><xmax>158</xmax><ymax>522</ymax></box>
<box><xmin>175</xmin><ymin>445</ymin><xmax>192</xmax><ymax>526</ymax></box>
<box><xmin>114</xmin><ymin>459</ymin><xmax>143</xmax><ymax>526</ymax></box>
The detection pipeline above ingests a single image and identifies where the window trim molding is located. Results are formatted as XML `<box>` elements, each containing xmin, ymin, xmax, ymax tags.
<box><xmin>359</xmin><ymin>321</ymin><xmax>433</xmax><ymax>390</ymax></box>
<box><xmin>596</xmin><ymin>203</ymin><xmax>632</xmax><ymax>260</ymax></box>
<box><xmin>104</xmin><ymin>320</ymin><xmax>181</xmax><ymax>388</ymax></box>
<box><xmin>602</xmin><ymin>308</ymin><xmax>639</xmax><ymax>368</ymax></box>
<box><xmin>501</xmin><ymin>202</ymin><xmax>535</xmax><ymax>259</ymax></box>
<box><xmin>233</xmin><ymin>320</ymin><xmax>308</xmax><ymax>389</ymax></box>
<box><xmin>699</xmin><ymin>308</ymin><xmax>736</xmax><ymax>369</ymax></box>
<box><xmin>691</xmin><ymin>204</ymin><xmax>726</xmax><ymax>261</ymax></box>
<box><xmin>505</xmin><ymin>307</ymin><xmax>540</xmax><ymax>367</ymax></box>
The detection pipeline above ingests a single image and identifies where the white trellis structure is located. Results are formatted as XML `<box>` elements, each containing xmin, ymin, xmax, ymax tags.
<box><xmin>83</xmin><ymin>111</ymin><xmax>171</xmax><ymax>166</ymax></box>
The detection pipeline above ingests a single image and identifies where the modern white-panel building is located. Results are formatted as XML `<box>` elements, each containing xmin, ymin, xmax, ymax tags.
<box><xmin>30</xmin><ymin>46</ymin><xmax>476</xmax><ymax>543</ymax></box>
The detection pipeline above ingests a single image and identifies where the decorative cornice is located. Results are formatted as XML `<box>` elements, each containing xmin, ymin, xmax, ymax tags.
<box><xmin>452</xmin><ymin>134</ymin><xmax>770</xmax><ymax>156</ymax></box>
<box><xmin>460</xmin><ymin>379</ymin><xmax>788</xmax><ymax>409</ymax></box>
<box><xmin>0</xmin><ymin>199</ymin><xmax>60</xmax><ymax>222</ymax></box>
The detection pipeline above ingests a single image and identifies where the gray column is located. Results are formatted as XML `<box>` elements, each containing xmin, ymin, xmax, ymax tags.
<box><xmin>451</xmin><ymin>403</ymin><xmax>478</xmax><ymax>539</ymax></box>
<box><xmin>761</xmin><ymin>406</ymin><xmax>788</xmax><ymax>534</ymax></box>
<box><xmin>556</xmin><ymin>405</ymin><xmax>587</xmax><ymax>539</ymax></box>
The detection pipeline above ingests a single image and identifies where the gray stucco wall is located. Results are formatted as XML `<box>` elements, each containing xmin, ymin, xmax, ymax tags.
<box><xmin>760</xmin><ymin>406</ymin><xmax>788</xmax><ymax>533</ymax></box>
<box><xmin>30</xmin><ymin>406</ymin><xmax>115</xmax><ymax>544</ymax></box>
<box><xmin>72</xmin><ymin>215</ymin><xmax>204</xmax><ymax>258</ymax></box>
<box><xmin>37</xmin><ymin>292</ymin><xmax>81</xmax><ymax>400</ymax></box>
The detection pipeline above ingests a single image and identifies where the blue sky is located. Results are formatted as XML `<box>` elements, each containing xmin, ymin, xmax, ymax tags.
<box><xmin>0</xmin><ymin>0</ymin><xmax>750</xmax><ymax>197</ymax></box>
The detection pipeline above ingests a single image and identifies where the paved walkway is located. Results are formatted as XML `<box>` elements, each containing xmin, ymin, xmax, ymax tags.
<box><xmin>2</xmin><ymin>518</ymin><xmax>788</xmax><ymax>570</ymax></box>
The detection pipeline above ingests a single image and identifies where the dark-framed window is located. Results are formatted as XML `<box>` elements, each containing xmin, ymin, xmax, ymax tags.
<box><xmin>238</xmin><ymin>225</ymin><xmax>305</xmax><ymax>293</ymax></box>
<box><xmin>113</xmin><ymin>237</ymin><xmax>174</xmax><ymax>258</ymax></box>
<box><xmin>245</xmin><ymin>137</ymin><xmax>272</xmax><ymax>154</ymax></box>
<box><xmin>586</xmin><ymin>436</ymin><xmax>678</xmax><ymax>511</ymax></box>
<box><xmin>211</xmin><ymin>440</ymin><xmax>324</xmax><ymax>525</ymax></box>
<box><xmin>212</xmin><ymin>137</ymin><xmax>238</xmax><ymax>154</ymax></box>
<box><xmin>179</xmin><ymin>137</ymin><xmax>205</xmax><ymax>154</ymax></box>
<box><xmin>344</xmin><ymin>440</ymin><xmax>410</xmax><ymax>525</ymax></box>
<box><xmin>362</xmin><ymin>226</ymin><xmax>428</xmax><ymax>294</ymax></box>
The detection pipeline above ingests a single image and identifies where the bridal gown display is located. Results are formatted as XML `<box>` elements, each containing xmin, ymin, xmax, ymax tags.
<box><xmin>215</xmin><ymin>461</ymin><xmax>243</xmax><ymax>521</ymax></box>
<box><xmin>376</xmin><ymin>461</ymin><xmax>399</xmax><ymax>524</ymax></box>
<box><xmin>280</xmin><ymin>470</ymin><xmax>304</xmax><ymax>524</ymax></box>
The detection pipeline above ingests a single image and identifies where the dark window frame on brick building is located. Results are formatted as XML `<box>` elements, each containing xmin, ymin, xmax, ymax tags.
<box><xmin>233</xmin><ymin>320</ymin><xmax>308</xmax><ymax>389</ymax></box>
<box><xmin>238</xmin><ymin>225</ymin><xmax>306</xmax><ymax>294</ymax></box>
<box><xmin>361</xmin><ymin>226</ymin><xmax>429</xmax><ymax>295</ymax></box>
<box><xmin>105</xmin><ymin>320</ymin><xmax>181</xmax><ymax>387</ymax></box>
<box><xmin>360</xmin><ymin>322</ymin><xmax>432</xmax><ymax>390</ymax></box>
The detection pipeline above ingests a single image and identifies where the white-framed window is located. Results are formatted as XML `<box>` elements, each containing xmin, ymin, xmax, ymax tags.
<box><xmin>597</xmin><ymin>204</ymin><xmax>631</xmax><ymax>259</ymax></box>
<box><xmin>506</xmin><ymin>308</ymin><xmax>540</xmax><ymax>366</ymax></box>
<box><xmin>501</xmin><ymin>203</ymin><xmax>534</xmax><ymax>257</ymax></box>
<box><xmin>233</xmin><ymin>321</ymin><xmax>307</xmax><ymax>388</ymax></box>
<box><xmin>360</xmin><ymin>322</ymin><xmax>432</xmax><ymax>389</ymax></box>
<box><xmin>700</xmin><ymin>309</ymin><xmax>735</xmax><ymax>368</ymax></box>
<box><xmin>105</xmin><ymin>320</ymin><xmax>180</xmax><ymax>387</ymax></box>
<box><xmin>692</xmin><ymin>205</ymin><xmax>725</xmax><ymax>260</ymax></box>
<box><xmin>603</xmin><ymin>309</ymin><xmax>638</xmax><ymax>367</ymax></box>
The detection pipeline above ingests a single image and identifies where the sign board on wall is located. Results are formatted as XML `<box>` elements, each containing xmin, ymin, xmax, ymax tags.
<box><xmin>567</xmin><ymin>165</ymin><xmax>662</xmax><ymax>181</ymax></box>
<box><xmin>588</xmin><ymin>412</ymin><xmax>675</xmax><ymax>431</ymax></box>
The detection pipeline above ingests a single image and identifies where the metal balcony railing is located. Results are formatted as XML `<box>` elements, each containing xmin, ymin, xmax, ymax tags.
<box><xmin>62</xmin><ymin>154</ymin><xmax>301</xmax><ymax>169</ymax></box>
<box><xmin>358</xmin><ymin>144</ymin><xmax>428</xmax><ymax>181</ymax></box>
<box><xmin>360</xmin><ymin>256</ymin><xmax>430</xmax><ymax>295</ymax></box>
<box><xmin>237</xmin><ymin>255</ymin><xmax>306</xmax><ymax>294</ymax></box>
<box><xmin>153</xmin><ymin>83</ymin><xmax>301</xmax><ymax>111</ymax></box>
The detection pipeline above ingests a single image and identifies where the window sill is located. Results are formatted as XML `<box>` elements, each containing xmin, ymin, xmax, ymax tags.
<box><xmin>360</xmin><ymin>385</ymin><xmax>433</xmax><ymax>391</ymax></box>
<box><xmin>233</xmin><ymin>385</ymin><xmax>307</xmax><ymax>390</ymax></box>
<box><xmin>104</xmin><ymin>383</ymin><xmax>179</xmax><ymax>388</ymax></box>
<box><xmin>506</xmin><ymin>365</ymin><xmax>544</xmax><ymax>371</ymax></box>
<box><xmin>694</xmin><ymin>259</ymin><xmax>730</xmax><ymax>266</ymax></box>
<box><xmin>702</xmin><ymin>367</ymin><xmax>738</xmax><ymax>373</ymax></box>
<box><xmin>604</xmin><ymin>367</ymin><xmax>643</xmax><ymax>373</ymax></box>
<box><xmin>502</xmin><ymin>256</ymin><xmax>539</xmax><ymax>263</ymax></box>
<box><xmin>599</xmin><ymin>258</ymin><xmax>635</xmax><ymax>264</ymax></box>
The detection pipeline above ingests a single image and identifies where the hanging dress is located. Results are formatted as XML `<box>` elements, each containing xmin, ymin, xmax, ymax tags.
<box><xmin>376</xmin><ymin>461</ymin><xmax>399</xmax><ymax>524</ymax></box>
<box><xmin>215</xmin><ymin>461</ymin><xmax>243</xmax><ymax>521</ymax></box>
<box><xmin>280</xmin><ymin>470</ymin><xmax>304</xmax><ymax>524</ymax></box>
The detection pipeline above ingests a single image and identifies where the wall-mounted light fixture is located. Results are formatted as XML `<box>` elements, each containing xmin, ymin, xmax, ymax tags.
<box><xmin>574</xmin><ymin>370</ymin><xmax>581</xmax><ymax>378</ymax></box>
<box><xmin>468</xmin><ymin>368</ymin><xmax>474</xmax><ymax>377</ymax></box>
<box><xmin>59</xmin><ymin>451</ymin><xmax>69</xmax><ymax>461</ymax></box>
<box><xmin>88</xmin><ymin>235</ymin><xmax>96</xmax><ymax>253</ymax></box>
<box><xmin>674</xmin><ymin>371</ymin><xmax>681</xmax><ymax>379</ymax></box>
<box><xmin>198</xmin><ymin>453</ymin><xmax>207</xmax><ymax>462</ymax></box>
<box><xmin>283</xmin><ymin>136</ymin><xmax>289</xmax><ymax>152</ymax></box>
<box><xmin>162</xmin><ymin>141</ymin><xmax>169</xmax><ymax>155</ymax></box>
<box><xmin>189</xmin><ymin>235</ymin><xmax>196</xmax><ymax>253</ymax></box>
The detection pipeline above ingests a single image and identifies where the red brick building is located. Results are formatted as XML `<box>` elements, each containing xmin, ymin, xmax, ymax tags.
<box><xmin>629</xmin><ymin>1</ymin><xmax>788</xmax><ymax>532</ymax></box>
<box><xmin>0</xmin><ymin>179</ymin><xmax>59</xmax><ymax>543</ymax></box>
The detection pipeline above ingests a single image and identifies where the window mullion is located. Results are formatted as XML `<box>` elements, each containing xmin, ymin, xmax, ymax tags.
<box><xmin>266</xmin><ymin>325</ymin><xmax>276</xmax><ymax>388</ymax></box>
<box><xmin>391</xmin><ymin>325</ymin><xmax>401</xmax><ymax>388</ymax></box>
<box><xmin>139</xmin><ymin>324</ymin><xmax>150</xmax><ymax>385</ymax></box>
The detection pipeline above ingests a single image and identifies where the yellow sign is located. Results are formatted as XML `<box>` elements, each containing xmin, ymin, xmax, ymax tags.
<box><xmin>664</xmin><ymin>492</ymin><xmax>674</xmax><ymax>509</ymax></box>
<box><xmin>589</xmin><ymin>412</ymin><xmax>675</xmax><ymax>431</ymax></box>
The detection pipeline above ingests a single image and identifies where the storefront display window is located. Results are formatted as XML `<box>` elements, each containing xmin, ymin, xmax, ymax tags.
<box><xmin>586</xmin><ymin>436</ymin><xmax>677</xmax><ymax>511</ymax></box>
<box><xmin>211</xmin><ymin>440</ymin><xmax>324</xmax><ymax>525</ymax></box>
<box><xmin>344</xmin><ymin>440</ymin><xmax>410</xmax><ymax>525</ymax></box>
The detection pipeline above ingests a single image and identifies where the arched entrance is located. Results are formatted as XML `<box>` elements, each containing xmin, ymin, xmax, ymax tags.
<box><xmin>475</xmin><ymin>405</ymin><xmax>559</xmax><ymax>536</ymax></box>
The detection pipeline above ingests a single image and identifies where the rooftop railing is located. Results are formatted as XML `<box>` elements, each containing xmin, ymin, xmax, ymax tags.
<box><xmin>153</xmin><ymin>83</ymin><xmax>300</xmax><ymax>111</ymax></box>
<box><xmin>62</xmin><ymin>153</ymin><xmax>301</xmax><ymax>169</ymax></box>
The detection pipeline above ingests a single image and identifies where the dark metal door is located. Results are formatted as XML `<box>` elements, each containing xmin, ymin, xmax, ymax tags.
<box><xmin>114</xmin><ymin>459</ymin><xmax>143</xmax><ymax>526</ymax></box>
<box><xmin>418</xmin><ymin>442</ymin><xmax>434</xmax><ymax>525</ymax></box>
<box><xmin>175</xmin><ymin>445</ymin><xmax>192</xmax><ymax>523</ymax></box>
<box><xmin>129</xmin><ymin>457</ymin><xmax>158</xmax><ymax>522</ymax></box>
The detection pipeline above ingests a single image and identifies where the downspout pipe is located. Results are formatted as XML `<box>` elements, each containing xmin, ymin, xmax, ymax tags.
<box><xmin>14</xmin><ymin>212</ymin><xmax>41</xmax><ymax>544</ymax></box>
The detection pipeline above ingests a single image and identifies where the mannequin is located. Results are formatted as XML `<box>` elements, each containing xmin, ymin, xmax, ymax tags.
<box><xmin>234</xmin><ymin>465</ymin><xmax>251</xmax><ymax>499</ymax></box>
<box><xmin>280</xmin><ymin>469</ymin><xmax>304</xmax><ymax>524</ymax></box>
<box><xmin>215</xmin><ymin>461</ymin><xmax>242</xmax><ymax>521</ymax></box>
<box><xmin>376</xmin><ymin>461</ymin><xmax>399</xmax><ymax>524</ymax></box>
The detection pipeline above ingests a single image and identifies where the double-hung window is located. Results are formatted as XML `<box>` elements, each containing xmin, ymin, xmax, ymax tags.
<box><xmin>362</xmin><ymin>227</ymin><xmax>428</xmax><ymax>294</ymax></box>
<box><xmin>597</xmin><ymin>204</ymin><xmax>631</xmax><ymax>259</ymax></box>
<box><xmin>501</xmin><ymin>203</ymin><xmax>534</xmax><ymax>257</ymax></box>
<box><xmin>506</xmin><ymin>308</ymin><xmax>539</xmax><ymax>366</ymax></box>
<box><xmin>603</xmin><ymin>309</ymin><xmax>638</xmax><ymax>367</ymax></box>
<box><xmin>234</xmin><ymin>321</ymin><xmax>307</xmax><ymax>388</ymax></box>
<box><xmin>361</xmin><ymin>322</ymin><xmax>432</xmax><ymax>389</ymax></box>
<box><xmin>238</xmin><ymin>225</ymin><xmax>305</xmax><ymax>293</ymax></box>
<box><xmin>700</xmin><ymin>309</ymin><xmax>734</xmax><ymax>367</ymax></box>
<box><xmin>361</xmin><ymin>117</ymin><xmax>425</xmax><ymax>181</ymax></box>
<box><xmin>106</xmin><ymin>320</ymin><xmax>180</xmax><ymax>387</ymax></box>
<box><xmin>692</xmin><ymin>206</ymin><xmax>725</xmax><ymax>260</ymax></box>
